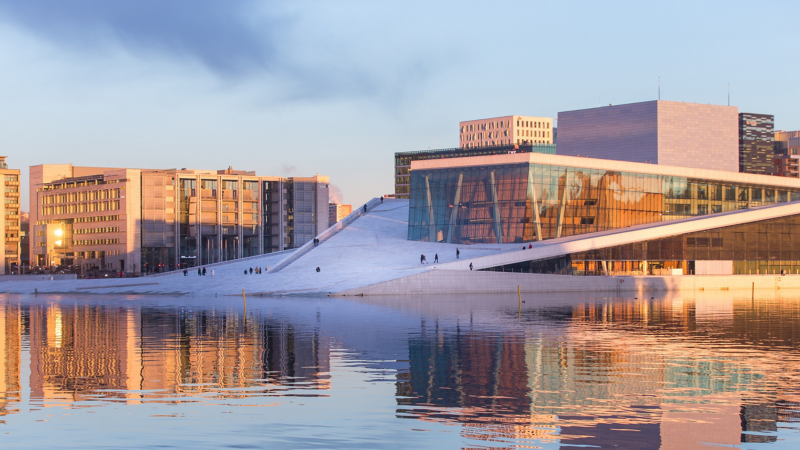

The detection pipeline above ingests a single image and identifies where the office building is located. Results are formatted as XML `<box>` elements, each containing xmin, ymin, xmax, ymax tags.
<box><xmin>394</xmin><ymin>143</ymin><xmax>556</xmax><ymax>198</ymax></box>
<box><xmin>739</xmin><ymin>113</ymin><xmax>775</xmax><ymax>175</ymax></box>
<box><xmin>557</xmin><ymin>101</ymin><xmax>739</xmax><ymax>172</ymax></box>
<box><xmin>459</xmin><ymin>115</ymin><xmax>553</xmax><ymax>148</ymax></box>
<box><xmin>1</xmin><ymin>157</ymin><xmax>21</xmax><ymax>274</ymax></box>
<box><xmin>329</xmin><ymin>203</ymin><xmax>352</xmax><ymax>225</ymax></box>
<box><xmin>30</xmin><ymin>164</ymin><xmax>328</xmax><ymax>274</ymax></box>
<box><xmin>407</xmin><ymin>152</ymin><xmax>800</xmax><ymax>274</ymax></box>
<box><xmin>774</xmin><ymin>131</ymin><xmax>800</xmax><ymax>178</ymax></box>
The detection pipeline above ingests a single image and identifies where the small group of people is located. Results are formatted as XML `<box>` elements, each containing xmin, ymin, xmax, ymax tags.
<box><xmin>420</xmin><ymin>253</ymin><xmax>472</xmax><ymax>270</ymax></box>
<box><xmin>313</xmin><ymin>238</ymin><xmax>321</xmax><ymax>247</ymax></box>
<box><xmin>522</xmin><ymin>244</ymin><xmax>532</xmax><ymax>250</ymax></box>
<box><xmin>193</xmin><ymin>267</ymin><xmax>206</xmax><ymax>276</ymax></box>
<box><xmin>244</xmin><ymin>267</ymin><xmax>263</xmax><ymax>274</ymax></box>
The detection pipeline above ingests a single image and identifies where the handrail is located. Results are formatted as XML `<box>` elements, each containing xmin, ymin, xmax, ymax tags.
<box><xmin>268</xmin><ymin>197</ymin><xmax>383</xmax><ymax>273</ymax></box>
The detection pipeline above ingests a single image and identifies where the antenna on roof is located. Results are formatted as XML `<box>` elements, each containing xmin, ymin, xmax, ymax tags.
<box><xmin>727</xmin><ymin>83</ymin><xmax>730</xmax><ymax>106</ymax></box>
<box><xmin>658</xmin><ymin>76</ymin><xmax>660</xmax><ymax>100</ymax></box>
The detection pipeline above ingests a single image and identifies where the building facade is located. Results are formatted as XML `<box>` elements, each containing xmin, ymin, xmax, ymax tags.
<box><xmin>328</xmin><ymin>203</ymin><xmax>352</xmax><ymax>225</ymax></box>
<box><xmin>739</xmin><ymin>112</ymin><xmax>775</xmax><ymax>175</ymax></box>
<box><xmin>30</xmin><ymin>165</ymin><xmax>328</xmax><ymax>274</ymax></box>
<box><xmin>459</xmin><ymin>115</ymin><xmax>554</xmax><ymax>148</ymax></box>
<box><xmin>407</xmin><ymin>153</ymin><xmax>800</xmax><ymax>245</ymax></box>
<box><xmin>556</xmin><ymin>101</ymin><xmax>739</xmax><ymax>172</ymax></box>
<box><xmin>0</xmin><ymin>157</ymin><xmax>21</xmax><ymax>274</ymax></box>
<box><xmin>394</xmin><ymin>143</ymin><xmax>556</xmax><ymax>199</ymax></box>
<box><xmin>774</xmin><ymin>131</ymin><xmax>800</xmax><ymax>178</ymax></box>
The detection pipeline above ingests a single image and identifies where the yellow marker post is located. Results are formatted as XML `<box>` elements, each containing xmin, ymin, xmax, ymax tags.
<box><xmin>242</xmin><ymin>289</ymin><xmax>247</xmax><ymax>310</ymax></box>
<box><xmin>517</xmin><ymin>285</ymin><xmax>522</xmax><ymax>319</ymax></box>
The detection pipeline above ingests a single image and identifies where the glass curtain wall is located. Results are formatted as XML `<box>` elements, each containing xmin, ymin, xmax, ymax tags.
<box><xmin>408</xmin><ymin>163</ymin><xmax>800</xmax><ymax>244</ymax></box>
<box><xmin>243</xmin><ymin>181</ymin><xmax>259</xmax><ymax>257</ymax></box>
<box><xmin>483</xmin><ymin>214</ymin><xmax>800</xmax><ymax>276</ymax></box>
<box><xmin>178</xmin><ymin>178</ymin><xmax>197</xmax><ymax>268</ymax></box>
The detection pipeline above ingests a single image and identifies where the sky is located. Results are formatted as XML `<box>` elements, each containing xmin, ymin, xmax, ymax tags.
<box><xmin>1</xmin><ymin>0</ymin><xmax>799</xmax><ymax>211</ymax></box>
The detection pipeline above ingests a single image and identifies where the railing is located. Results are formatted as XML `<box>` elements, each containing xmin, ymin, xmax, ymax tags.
<box><xmin>268</xmin><ymin>197</ymin><xmax>383</xmax><ymax>273</ymax></box>
<box><xmin>5</xmin><ymin>181</ymin><xmax>19</xmax><ymax>186</ymax></box>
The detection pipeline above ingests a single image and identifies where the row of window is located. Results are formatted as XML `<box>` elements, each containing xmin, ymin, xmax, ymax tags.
<box><xmin>75</xmin><ymin>249</ymin><xmax>121</xmax><ymax>258</ymax></box>
<box><xmin>74</xmin><ymin>227</ymin><xmax>120</xmax><ymax>234</ymax></box>
<box><xmin>74</xmin><ymin>239</ymin><xmax>120</xmax><ymax>245</ymax></box>
<box><xmin>460</xmin><ymin>120</ymin><xmax>551</xmax><ymax>133</ymax></box>
<box><xmin>462</xmin><ymin>140</ymin><xmax>549</xmax><ymax>148</ymax></box>
<box><xmin>75</xmin><ymin>215</ymin><xmax>121</xmax><ymax>223</ymax></box>
<box><xmin>42</xmin><ymin>201</ymin><xmax>121</xmax><ymax>215</ymax></box>
<box><xmin>42</xmin><ymin>188</ymin><xmax>121</xmax><ymax>204</ymax></box>
<box><xmin>40</xmin><ymin>178</ymin><xmax>122</xmax><ymax>191</ymax></box>
<box><xmin>461</xmin><ymin>130</ymin><xmax>551</xmax><ymax>141</ymax></box>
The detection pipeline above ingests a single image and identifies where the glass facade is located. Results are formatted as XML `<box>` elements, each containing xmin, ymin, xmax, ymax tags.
<box><xmin>408</xmin><ymin>162</ymin><xmax>800</xmax><ymax>244</ymax></box>
<box><xmin>395</xmin><ymin>144</ymin><xmax>556</xmax><ymax>198</ymax></box>
<box><xmin>483</xmin><ymin>214</ymin><xmax>800</xmax><ymax>276</ymax></box>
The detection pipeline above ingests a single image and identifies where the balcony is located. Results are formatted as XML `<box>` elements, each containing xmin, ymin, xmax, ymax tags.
<box><xmin>5</xmin><ymin>191</ymin><xmax>19</xmax><ymax>197</ymax></box>
<box><xmin>5</xmin><ymin>237</ymin><xmax>19</xmax><ymax>242</ymax></box>
<box><xmin>4</xmin><ymin>181</ymin><xmax>19</xmax><ymax>186</ymax></box>
<box><xmin>4</xmin><ymin>203</ymin><xmax>19</xmax><ymax>209</ymax></box>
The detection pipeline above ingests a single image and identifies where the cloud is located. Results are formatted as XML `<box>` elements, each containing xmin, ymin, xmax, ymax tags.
<box><xmin>0</xmin><ymin>0</ymin><xmax>445</xmax><ymax>105</ymax></box>
<box><xmin>0</xmin><ymin>0</ymin><xmax>280</xmax><ymax>77</ymax></box>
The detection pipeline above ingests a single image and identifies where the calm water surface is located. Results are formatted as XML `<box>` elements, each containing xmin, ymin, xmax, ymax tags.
<box><xmin>1</xmin><ymin>292</ymin><xmax>799</xmax><ymax>449</ymax></box>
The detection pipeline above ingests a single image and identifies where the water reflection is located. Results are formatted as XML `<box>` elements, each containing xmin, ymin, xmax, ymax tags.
<box><xmin>1</xmin><ymin>293</ymin><xmax>799</xmax><ymax>448</ymax></box>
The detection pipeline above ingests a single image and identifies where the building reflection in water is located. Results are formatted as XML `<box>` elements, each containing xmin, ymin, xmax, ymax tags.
<box><xmin>0</xmin><ymin>295</ymin><xmax>799</xmax><ymax>448</ymax></box>
<box><xmin>395</xmin><ymin>294</ymin><xmax>800</xmax><ymax>448</ymax></box>
<box><xmin>3</xmin><ymin>301</ymin><xmax>330</xmax><ymax>411</ymax></box>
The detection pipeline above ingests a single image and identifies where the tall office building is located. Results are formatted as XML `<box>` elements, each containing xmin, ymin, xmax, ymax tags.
<box><xmin>0</xmin><ymin>157</ymin><xmax>21</xmax><ymax>274</ymax></box>
<box><xmin>739</xmin><ymin>113</ymin><xmax>775</xmax><ymax>175</ymax></box>
<box><xmin>30</xmin><ymin>164</ymin><xmax>328</xmax><ymax>274</ymax></box>
<box><xmin>557</xmin><ymin>101</ymin><xmax>740</xmax><ymax>172</ymax></box>
<box><xmin>460</xmin><ymin>115</ymin><xmax>554</xmax><ymax>148</ymax></box>
<box><xmin>328</xmin><ymin>203</ymin><xmax>352</xmax><ymax>225</ymax></box>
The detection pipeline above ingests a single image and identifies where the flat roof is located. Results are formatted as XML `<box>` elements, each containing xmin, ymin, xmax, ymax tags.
<box><xmin>411</xmin><ymin>152</ymin><xmax>800</xmax><ymax>189</ymax></box>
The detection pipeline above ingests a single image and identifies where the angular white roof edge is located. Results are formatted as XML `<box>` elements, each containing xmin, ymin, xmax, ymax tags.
<box><xmin>412</xmin><ymin>152</ymin><xmax>800</xmax><ymax>190</ymax></box>
<box><xmin>433</xmin><ymin>201</ymin><xmax>800</xmax><ymax>271</ymax></box>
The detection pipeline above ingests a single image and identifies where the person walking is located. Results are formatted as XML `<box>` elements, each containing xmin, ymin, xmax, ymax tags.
<box><xmin>183</xmin><ymin>269</ymin><xmax>188</xmax><ymax>276</ymax></box>
<box><xmin>380</xmin><ymin>196</ymin><xmax>384</xmax><ymax>204</ymax></box>
<box><xmin>198</xmin><ymin>268</ymin><xmax>202</xmax><ymax>276</ymax></box>
<box><xmin>249</xmin><ymin>267</ymin><xmax>253</xmax><ymax>274</ymax></box>
<box><xmin>434</xmin><ymin>253</ymin><xmax>439</xmax><ymax>263</ymax></box>
<box><xmin>363</xmin><ymin>204</ymin><xmax>367</xmax><ymax>213</ymax></box>
<box><xmin>244</xmin><ymin>270</ymin><xmax>247</xmax><ymax>275</ymax></box>
<box><xmin>456</xmin><ymin>248</ymin><xmax>460</xmax><ymax>259</ymax></box>
<box><xmin>469</xmin><ymin>262</ymin><xmax>473</xmax><ymax>271</ymax></box>
<box><xmin>202</xmin><ymin>267</ymin><xmax>206</xmax><ymax>276</ymax></box>
<box><xmin>316</xmin><ymin>267</ymin><xmax>321</xmax><ymax>273</ymax></box>
<box><xmin>420</xmin><ymin>254</ymin><xmax>426</xmax><ymax>265</ymax></box>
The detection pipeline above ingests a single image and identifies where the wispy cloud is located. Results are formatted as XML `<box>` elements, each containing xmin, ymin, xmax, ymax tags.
<box><xmin>0</xmin><ymin>0</ymin><xmax>281</xmax><ymax>76</ymax></box>
<box><xmin>0</xmin><ymin>0</ymin><xmax>445</xmax><ymax>105</ymax></box>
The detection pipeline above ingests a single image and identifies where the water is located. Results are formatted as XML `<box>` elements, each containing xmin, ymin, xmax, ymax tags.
<box><xmin>1</xmin><ymin>292</ymin><xmax>799</xmax><ymax>449</ymax></box>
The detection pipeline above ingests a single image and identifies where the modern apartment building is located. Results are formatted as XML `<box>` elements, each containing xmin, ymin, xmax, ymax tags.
<box><xmin>0</xmin><ymin>157</ymin><xmax>21</xmax><ymax>274</ymax></box>
<box><xmin>739</xmin><ymin>112</ymin><xmax>775</xmax><ymax>175</ymax></box>
<box><xmin>328</xmin><ymin>203</ymin><xmax>352</xmax><ymax>225</ymax></box>
<box><xmin>394</xmin><ymin>143</ymin><xmax>556</xmax><ymax>198</ymax></box>
<box><xmin>30</xmin><ymin>164</ymin><xmax>328</xmax><ymax>274</ymax></box>
<box><xmin>459</xmin><ymin>115</ymin><xmax>554</xmax><ymax>148</ymax></box>
<box><xmin>557</xmin><ymin>101</ymin><xmax>740</xmax><ymax>172</ymax></box>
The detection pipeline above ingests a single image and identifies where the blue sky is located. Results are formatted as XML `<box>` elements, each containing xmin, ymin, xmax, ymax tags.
<box><xmin>1</xmin><ymin>0</ymin><xmax>798</xmax><ymax>210</ymax></box>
